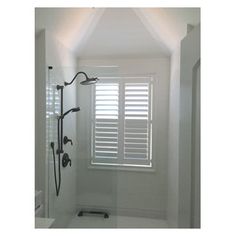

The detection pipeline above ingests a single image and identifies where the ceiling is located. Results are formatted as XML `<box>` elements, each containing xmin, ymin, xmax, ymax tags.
<box><xmin>35</xmin><ymin>8</ymin><xmax>200</xmax><ymax>59</ymax></box>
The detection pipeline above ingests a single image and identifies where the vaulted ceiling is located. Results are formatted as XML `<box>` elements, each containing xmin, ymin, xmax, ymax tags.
<box><xmin>35</xmin><ymin>8</ymin><xmax>200</xmax><ymax>59</ymax></box>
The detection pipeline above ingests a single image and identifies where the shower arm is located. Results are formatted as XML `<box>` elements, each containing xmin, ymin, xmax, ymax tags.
<box><xmin>64</xmin><ymin>72</ymin><xmax>89</xmax><ymax>86</ymax></box>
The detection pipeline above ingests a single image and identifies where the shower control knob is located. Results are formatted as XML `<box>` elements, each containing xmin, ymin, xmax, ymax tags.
<box><xmin>63</xmin><ymin>136</ymin><xmax>73</xmax><ymax>145</ymax></box>
<box><xmin>62</xmin><ymin>153</ymin><xmax>72</xmax><ymax>168</ymax></box>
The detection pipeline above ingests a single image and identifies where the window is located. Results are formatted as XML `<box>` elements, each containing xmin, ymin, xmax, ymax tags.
<box><xmin>91</xmin><ymin>76</ymin><xmax>153</xmax><ymax>169</ymax></box>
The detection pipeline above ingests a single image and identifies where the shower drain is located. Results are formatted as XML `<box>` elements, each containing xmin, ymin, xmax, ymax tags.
<box><xmin>77</xmin><ymin>210</ymin><xmax>109</xmax><ymax>218</ymax></box>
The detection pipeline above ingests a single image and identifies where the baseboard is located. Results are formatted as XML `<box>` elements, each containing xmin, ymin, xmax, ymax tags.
<box><xmin>76</xmin><ymin>204</ymin><xmax>165</xmax><ymax>219</ymax></box>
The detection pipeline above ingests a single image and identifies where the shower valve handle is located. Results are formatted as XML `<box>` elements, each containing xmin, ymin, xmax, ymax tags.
<box><xmin>62</xmin><ymin>153</ymin><xmax>72</xmax><ymax>168</ymax></box>
<box><xmin>63</xmin><ymin>136</ymin><xmax>73</xmax><ymax>145</ymax></box>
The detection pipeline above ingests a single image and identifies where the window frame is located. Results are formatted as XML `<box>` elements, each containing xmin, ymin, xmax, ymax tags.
<box><xmin>89</xmin><ymin>75</ymin><xmax>155</xmax><ymax>171</ymax></box>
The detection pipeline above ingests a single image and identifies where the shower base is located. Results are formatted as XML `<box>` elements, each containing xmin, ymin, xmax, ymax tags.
<box><xmin>67</xmin><ymin>214</ymin><xmax>168</xmax><ymax>228</ymax></box>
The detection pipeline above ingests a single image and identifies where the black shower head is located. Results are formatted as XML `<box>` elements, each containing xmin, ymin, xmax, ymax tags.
<box><xmin>60</xmin><ymin>107</ymin><xmax>80</xmax><ymax>119</ymax></box>
<box><xmin>64</xmin><ymin>72</ymin><xmax>99</xmax><ymax>86</ymax></box>
<box><xmin>80</xmin><ymin>77</ymin><xmax>99</xmax><ymax>85</ymax></box>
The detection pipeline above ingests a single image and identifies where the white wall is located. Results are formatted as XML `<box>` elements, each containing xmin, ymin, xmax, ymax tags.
<box><xmin>167</xmin><ymin>46</ymin><xmax>180</xmax><ymax>227</ymax></box>
<box><xmin>35</xmin><ymin>29</ymin><xmax>78</xmax><ymax>227</ymax></box>
<box><xmin>167</xmin><ymin>24</ymin><xmax>200</xmax><ymax>228</ymax></box>
<box><xmin>178</xmin><ymin>24</ymin><xmax>200</xmax><ymax>228</ymax></box>
<box><xmin>35</xmin><ymin>31</ymin><xmax>46</xmax><ymax>215</ymax></box>
<box><xmin>191</xmin><ymin>61</ymin><xmax>200</xmax><ymax>227</ymax></box>
<box><xmin>76</xmin><ymin>58</ymin><xmax>170</xmax><ymax>218</ymax></box>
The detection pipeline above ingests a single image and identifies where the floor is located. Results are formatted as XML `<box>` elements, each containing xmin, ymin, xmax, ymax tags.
<box><xmin>67</xmin><ymin>214</ymin><xmax>168</xmax><ymax>228</ymax></box>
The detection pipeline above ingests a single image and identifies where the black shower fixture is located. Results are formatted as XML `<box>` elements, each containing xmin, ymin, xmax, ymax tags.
<box><xmin>60</xmin><ymin>107</ymin><xmax>80</xmax><ymax>119</ymax></box>
<box><xmin>49</xmin><ymin>68</ymin><xmax>98</xmax><ymax>196</ymax></box>
<box><xmin>63</xmin><ymin>136</ymin><xmax>73</xmax><ymax>145</ymax></box>
<box><xmin>64</xmin><ymin>71</ymin><xmax>99</xmax><ymax>86</ymax></box>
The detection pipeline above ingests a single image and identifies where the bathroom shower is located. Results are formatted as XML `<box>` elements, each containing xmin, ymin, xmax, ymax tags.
<box><xmin>49</xmin><ymin>67</ymin><xmax>99</xmax><ymax>196</ymax></box>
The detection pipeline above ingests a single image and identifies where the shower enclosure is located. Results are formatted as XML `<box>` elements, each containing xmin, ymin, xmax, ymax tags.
<box><xmin>45</xmin><ymin>65</ymin><xmax>169</xmax><ymax>228</ymax></box>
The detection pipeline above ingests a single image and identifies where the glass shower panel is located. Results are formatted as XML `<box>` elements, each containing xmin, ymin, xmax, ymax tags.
<box><xmin>46</xmin><ymin>66</ymin><xmax>78</xmax><ymax>227</ymax></box>
<box><xmin>47</xmin><ymin>65</ymin><xmax>120</xmax><ymax>228</ymax></box>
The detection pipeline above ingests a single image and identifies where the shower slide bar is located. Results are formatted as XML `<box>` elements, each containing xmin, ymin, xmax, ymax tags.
<box><xmin>78</xmin><ymin>210</ymin><xmax>109</xmax><ymax>218</ymax></box>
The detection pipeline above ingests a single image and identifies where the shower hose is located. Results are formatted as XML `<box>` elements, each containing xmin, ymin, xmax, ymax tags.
<box><xmin>50</xmin><ymin>118</ymin><xmax>61</xmax><ymax>196</ymax></box>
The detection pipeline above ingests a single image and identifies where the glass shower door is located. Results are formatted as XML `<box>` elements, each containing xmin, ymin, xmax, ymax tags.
<box><xmin>46</xmin><ymin>66</ymin><xmax>77</xmax><ymax>227</ymax></box>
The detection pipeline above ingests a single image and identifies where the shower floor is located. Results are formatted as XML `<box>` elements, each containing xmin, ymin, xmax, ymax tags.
<box><xmin>67</xmin><ymin>214</ymin><xmax>168</xmax><ymax>228</ymax></box>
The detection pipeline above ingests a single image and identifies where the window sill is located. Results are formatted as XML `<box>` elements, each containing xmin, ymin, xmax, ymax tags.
<box><xmin>88</xmin><ymin>163</ymin><xmax>156</xmax><ymax>173</ymax></box>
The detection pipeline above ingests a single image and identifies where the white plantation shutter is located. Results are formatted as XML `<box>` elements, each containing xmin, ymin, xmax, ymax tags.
<box><xmin>124</xmin><ymin>83</ymin><xmax>151</xmax><ymax>165</ymax></box>
<box><xmin>91</xmin><ymin>77</ymin><xmax>153</xmax><ymax>168</ymax></box>
<box><xmin>92</xmin><ymin>83</ymin><xmax>119</xmax><ymax>164</ymax></box>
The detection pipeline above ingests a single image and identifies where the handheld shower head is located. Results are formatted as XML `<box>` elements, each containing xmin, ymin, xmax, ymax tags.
<box><xmin>71</xmin><ymin>107</ymin><xmax>80</xmax><ymax>112</ymax></box>
<box><xmin>60</xmin><ymin>107</ymin><xmax>80</xmax><ymax>119</ymax></box>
